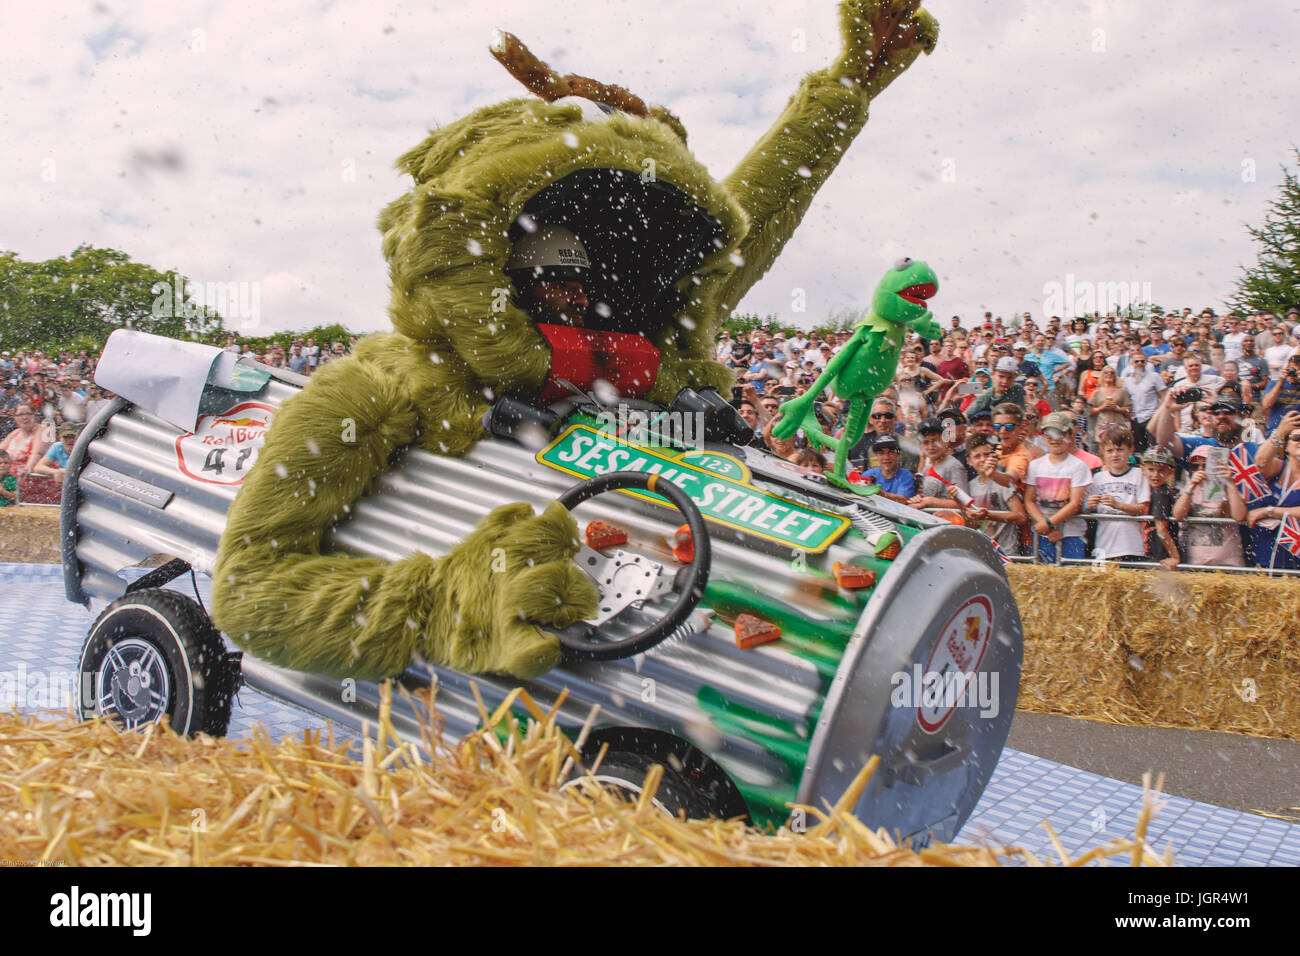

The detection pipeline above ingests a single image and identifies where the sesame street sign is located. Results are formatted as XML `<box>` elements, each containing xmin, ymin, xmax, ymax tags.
<box><xmin>539</xmin><ymin>425</ymin><xmax>848</xmax><ymax>553</ymax></box>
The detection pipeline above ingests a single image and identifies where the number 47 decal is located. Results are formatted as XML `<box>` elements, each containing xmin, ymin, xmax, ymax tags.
<box><xmin>175</xmin><ymin>401</ymin><xmax>275</xmax><ymax>487</ymax></box>
<box><xmin>203</xmin><ymin>446</ymin><xmax>254</xmax><ymax>475</ymax></box>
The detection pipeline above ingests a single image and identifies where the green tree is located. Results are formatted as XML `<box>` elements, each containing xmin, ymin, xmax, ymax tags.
<box><xmin>0</xmin><ymin>245</ymin><xmax>224</xmax><ymax>351</ymax></box>
<box><xmin>1231</xmin><ymin>149</ymin><xmax>1300</xmax><ymax>317</ymax></box>
<box><xmin>722</xmin><ymin>312</ymin><xmax>778</xmax><ymax>336</ymax></box>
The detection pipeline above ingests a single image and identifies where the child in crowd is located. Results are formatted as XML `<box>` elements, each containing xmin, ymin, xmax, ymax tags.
<box><xmin>1085</xmin><ymin>428</ymin><xmax>1150</xmax><ymax>562</ymax></box>
<box><xmin>859</xmin><ymin>434</ymin><xmax>916</xmax><ymax>503</ymax></box>
<box><xmin>909</xmin><ymin>417</ymin><xmax>970</xmax><ymax>510</ymax></box>
<box><xmin>1140</xmin><ymin>445</ymin><xmax>1181</xmax><ymax>569</ymax></box>
<box><xmin>0</xmin><ymin>451</ymin><xmax>15</xmax><ymax>506</ymax></box>
<box><xmin>792</xmin><ymin>447</ymin><xmax>826</xmax><ymax>474</ymax></box>
<box><xmin>1022</xmin><ymin>408</ymin><xmax>1048</xmax><ymax>455</ymax></box>
<box><xmin>966</xmin><ymin>434</ymin><xmax>1027</xmax><ymax>555</ymax></box>
<box><xmin>1070</xmin><ymin>396</ymin><xmax>1088</xmax><ymax>449</ymax></box>
<box><xmin>1024</xmin><ymin>412</ymin><xmax>1092</xmax><ymax>563</ymax></box>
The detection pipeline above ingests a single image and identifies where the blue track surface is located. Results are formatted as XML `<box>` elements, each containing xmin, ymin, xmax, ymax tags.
<box><xmin>3</xmin><ymin>562</ymin><xmax>1297</xmax><ymax>865</ymax></box>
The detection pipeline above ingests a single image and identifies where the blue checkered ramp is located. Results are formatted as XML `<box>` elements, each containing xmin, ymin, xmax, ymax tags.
<box><xmin>3</xmin><ymin>562</ymin><xmax>1298</xmax><ymax>865</ymax></box>
<box><xmin>959</xmin><ymin>748</ymin><xmax>1300</xmax><ymax>866</ymax></box>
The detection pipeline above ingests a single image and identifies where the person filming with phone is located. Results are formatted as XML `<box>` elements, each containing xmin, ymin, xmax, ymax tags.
<box><xmin>1262</xmin><ymin>353</ymin><xmax>1300</xmax><ymax>433</ymax></box>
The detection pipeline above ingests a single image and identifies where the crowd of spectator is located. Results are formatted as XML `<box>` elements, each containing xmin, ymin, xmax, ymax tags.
<box><xmin>721</xmin><ymin>308</ymin><xmax>1300</xmax><ymax>572</ymax></box>
<box><xmin>5</xmin><ymin>310</ymin><xmax>1299</xmax><ymax>573</ymax></box>
<box><xmin>1</xmin><ymin>333</ymin><xmax>355</xmax><ymax>505</ymax></box>
<box><xmin>1</xmin><ymin>347</ymin><xmax>106</xmax><ymax>505</ymax></box>
<box><xmin>219</xmin><ymin>333</ymin><xmax>358</xmax><ymax>374</ymax></box>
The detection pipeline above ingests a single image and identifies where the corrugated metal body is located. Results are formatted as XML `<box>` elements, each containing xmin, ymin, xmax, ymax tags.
<box><xmin>68</xmin><ymin>387</ymin><xmax>861</xmax><ymax>813</ymax></box>
<box><xmin>67</xmin><ymin>379</ymin><xmax>1021</xmax><ymax>836</ymax></box>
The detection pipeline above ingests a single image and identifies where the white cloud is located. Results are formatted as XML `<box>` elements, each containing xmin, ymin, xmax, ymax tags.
<box><xmin>2</xmin><ymin>0</ymin><xmax>1299</xmax><ymax>337</ymax></box>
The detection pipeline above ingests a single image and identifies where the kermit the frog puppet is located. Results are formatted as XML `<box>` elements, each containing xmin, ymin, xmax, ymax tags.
<box><xmin>772</xmin><ymin>257</ymin><xmax>940</xmax><ymax>489</ymax></box>
<box><xmin>210</xmin><ymin>1</ymin><xmax>939</xmax><ymax>682</ymax></box>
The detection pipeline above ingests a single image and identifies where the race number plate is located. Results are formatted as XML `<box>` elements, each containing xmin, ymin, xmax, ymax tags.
<box><xmin>175</xmin><ymin>401</ymin><xmax>274</xmax><ymax>486</ymax></box>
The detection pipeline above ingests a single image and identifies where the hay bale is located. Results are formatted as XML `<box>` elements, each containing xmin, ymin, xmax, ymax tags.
<box><xmin>0</xmin><ymin>505</ymin><xmax>61</xmax><ymax>564</ymax></box>
<box><xmin>1009</xmin><ymin>565</ymin><xmax>1300</xmax><ymax>739</ymax></box>
<box><xmin>0</xmin><ymin>689</ymin><xmax>1173</xmax><ymax>867</ymax></box>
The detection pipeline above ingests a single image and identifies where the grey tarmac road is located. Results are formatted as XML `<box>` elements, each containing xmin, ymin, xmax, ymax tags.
<box><xmin>1009</xmin><ymin>711</ymin><xmax>1300</xmax><ymax>820</ymax></box>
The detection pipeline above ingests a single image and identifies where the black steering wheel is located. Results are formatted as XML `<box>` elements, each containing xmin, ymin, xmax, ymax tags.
<box><xmin>555</xmin><ymin>470</ymin><xmax>711</xmax><ymax>661</ymax></box>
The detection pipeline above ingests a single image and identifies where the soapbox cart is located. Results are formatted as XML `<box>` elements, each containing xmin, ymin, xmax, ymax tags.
<box><xmin>61</xmin><ymin>337</ymin><xmax>1021</xmax><ymax>840</ymax></box>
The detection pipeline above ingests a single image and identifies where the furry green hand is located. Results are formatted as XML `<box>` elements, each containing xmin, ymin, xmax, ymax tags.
<box><xmin>772</xmin><ymin>398</ymin><xmax>812</xmax><ymax>441</ymax></box>
<box><xmin>911</xmin><ymin>314</ymin><xmax>942</xmax><ymax>340</ymax></box>
<box><xmin>423</xmin><ymin>500</ymin><xmax>599</xmax><ymax>677</ymax></box>
<box><xmin>834</xmin><ymin>0</ymin><xmax>939</xmax><ymax>97</ymax></box>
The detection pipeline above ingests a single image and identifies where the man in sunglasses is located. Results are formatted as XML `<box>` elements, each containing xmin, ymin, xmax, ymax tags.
<box><xmin>1120</xmin><ymin>348</ymin><xmax>1166</xmax><ymax>452</ymax></box>
<box><xmin>847</xmin><ymin>397</ymin><xmax>918</xmax><ymax>472</ymax></box>
<box><xmin>982</xmin><ymin>402</ymin><xmax>1032</xmax><ymax>488</ymax></box>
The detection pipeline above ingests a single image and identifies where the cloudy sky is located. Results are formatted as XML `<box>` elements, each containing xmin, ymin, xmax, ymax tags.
<box><xmin>4</xmin><ymin>0</ymin><xmax>1299</xmax><ymax>335</ymax></box>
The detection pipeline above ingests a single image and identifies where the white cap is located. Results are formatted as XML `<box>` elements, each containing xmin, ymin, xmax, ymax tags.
<box><xmin>994</xmin><ymin>357</ymin><xmax>1019</xmax><ymax>373</ymax></box>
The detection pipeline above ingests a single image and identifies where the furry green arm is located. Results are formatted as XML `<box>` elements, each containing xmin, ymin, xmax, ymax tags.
<box><xmin>211</xmin><ymin>336</ymin><xmax>597</xmax><ymax>681</ymax></box>
<box><xmin>709</xmin><ymin>0</ymin><xmax>938</xmax><ymax>309</ymax></box>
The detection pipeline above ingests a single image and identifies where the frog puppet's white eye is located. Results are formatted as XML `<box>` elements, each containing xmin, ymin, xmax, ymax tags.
<box><xmin>893</xmin><ymin>257</ymin><xmax>914</xmax><ymax>271</ymax></box>
<box><xmin>552</xmin><ymin>95</ymin><xmax>618</xmax><ymax>124</ymax></box>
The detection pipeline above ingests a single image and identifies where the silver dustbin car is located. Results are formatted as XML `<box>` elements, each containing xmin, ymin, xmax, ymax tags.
<box><xmin>61</xmin><ymin>331</ymin><xmax>1021</xmax><ymax>842</ymax></box>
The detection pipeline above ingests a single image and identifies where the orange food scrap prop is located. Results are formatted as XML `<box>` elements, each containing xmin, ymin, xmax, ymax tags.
<box><xmin>832</xmin><ymin>562</ymin><xmax>877</xmax><ymax>590</ymax></box>
<box><xmin>585</xmin><ymin>521</ymin><xmax>628</xmax><ymax>549</ymax></box>
<box><xmin>734</xmin><ymin>613</ymin><xmax>781</xmax><ymax>649</ymax></box>
<box><xmin>671</xmin><ymin>523</ymin><xmax>694</xmax><ymax>563</ymax></box>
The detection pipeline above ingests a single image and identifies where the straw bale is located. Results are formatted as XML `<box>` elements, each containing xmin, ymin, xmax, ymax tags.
<box><xmin>0</xmin><ymin>688</ymin><xmax>1171</xmax><ymax>867</ymax></box>
<box><xmin>1009</xmin><ymin>565</ymin><xmax>1300</xmax><ymax>739</ymax></box>
<box><xmin>0</xmin><ymin>505</ymin><xmax>61</xmax><ymax>564</ymax></box>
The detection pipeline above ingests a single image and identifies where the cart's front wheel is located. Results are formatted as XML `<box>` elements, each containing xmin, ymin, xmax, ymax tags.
<box><xmin>562</xmin><ymin>728</ymin><xmax>751</xmax><ymax>822</ymax></box>
<box><xmin>576</xmin><ymin>751</ymin><xmax>716</xmax><ymax>819</ymax></box>
<box><xmin>78</xmin><ymin>588</ymin><xmax>239</xmax><ymax>737</ymax></box>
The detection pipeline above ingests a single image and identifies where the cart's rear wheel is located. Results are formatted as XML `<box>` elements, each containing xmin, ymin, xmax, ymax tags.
<box><xmin>78</xmin><ymin>588</ymin><xmax>239</xmax><ymax>737</ymax></box>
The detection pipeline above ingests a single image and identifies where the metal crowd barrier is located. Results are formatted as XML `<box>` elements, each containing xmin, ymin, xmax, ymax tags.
<box><xmin>923</xmin><ymin>509</ymin><xmax>1300</xmax><ymax>578</ymax></box>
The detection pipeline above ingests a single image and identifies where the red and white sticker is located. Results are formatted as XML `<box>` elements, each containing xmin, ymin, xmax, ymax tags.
<box><xmin>175</xmin><ymin>401</ymin><xmax>275</xmax><ymax>486</ymax></box>
<box><xmin>916</xmin><ymin>594</ymin><xmax>994</xmax><ymax>734</ymax></box>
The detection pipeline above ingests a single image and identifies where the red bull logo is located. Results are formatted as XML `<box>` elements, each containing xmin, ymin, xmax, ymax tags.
<box><xmin>175</xmin><ymin>401</ymin><xmax>275</xmax><ymax>486</ymax></box>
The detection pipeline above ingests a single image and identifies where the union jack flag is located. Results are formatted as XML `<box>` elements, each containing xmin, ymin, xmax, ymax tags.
<box><xmin>1279</xmin><ymin>515</ymin><xmax>1300</xmax><ymax>558</ymax></box>
<box><xmin>990</xmin><ymin>540</ymin><xmax>1014</xmax><ymax>564</ymax></box>
<box><xmin>1229</xmin><ymin>445</ymin><xmax>1271</xmax><ymax>503</ymax></box>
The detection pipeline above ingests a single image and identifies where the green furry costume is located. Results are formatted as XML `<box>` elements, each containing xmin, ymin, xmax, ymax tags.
<box><xmin>211</xmin><ymin>0</ymin><xmax>938</xmax><ymax>681</ymax></box>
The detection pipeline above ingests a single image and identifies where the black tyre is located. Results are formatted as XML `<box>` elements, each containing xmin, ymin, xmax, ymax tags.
<box><xmin>567</xmin><ymin>728</ymin><xmax>750</xmax><ymax>822</ymax></box>
<box><xmin>77</xmin><ymin>588</ymin><xmax>239</xmax><ymax>737</ymax></box>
